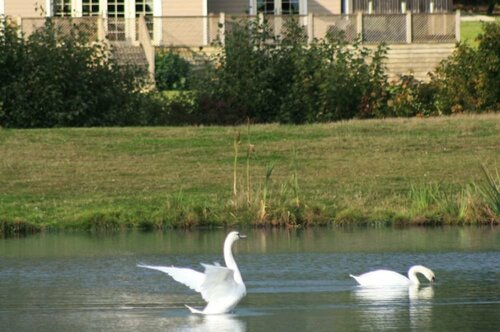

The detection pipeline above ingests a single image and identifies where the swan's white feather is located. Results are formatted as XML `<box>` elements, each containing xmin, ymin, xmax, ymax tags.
<box><xmin>185</xmin><ymin>304</ymin><xmax>204</xmax><ymax>314</ymax></box>
<box><xmin>137</xmin><ymin>264</ymin><xmax>205</xmax><ymax>292</ymax></box>
<box><xmin>350</xmin><ymin>270</ymin><xmax>411</xmax><ymax>287</ymax></box>
<box><xmin>199</xmin><ymin>263</ymin><xmax>241</xmax><ymax>303</ymax></box>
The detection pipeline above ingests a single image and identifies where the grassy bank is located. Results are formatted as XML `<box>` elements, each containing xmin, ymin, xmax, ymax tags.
<box><xmin>0</xmin><ymin>114</ymin><xmax>499</xmax><ymax>235</ymax></box>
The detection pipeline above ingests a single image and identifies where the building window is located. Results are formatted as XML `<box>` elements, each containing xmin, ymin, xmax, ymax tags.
<box><xmin>107</xmin><ymin>0</ymin><xmax>126</xmax><ymax>40</ymax></box>
<box><xmin>257</xmin><ymin>0</ymin><xmax>275</xmax><ymax>14</ymax></box>
<box><xmin>257</xmin><ymin>1</ymin><xmax>300</xmax><ymax>15</ymax></box>
<box><xmin>108</xmin><ymin>0</ymin><xmax>126</xmax><ymax>18</ymax></box>
<box><xmin>135</xmin><ymin>0</ymin><xmax>153</xmax><ymax>16</ymax></box>
<box><xmin>135</xmin><ymin>0</ymin><xmax>154</xmax><ymax>38</ymax></box>
<box><xmin>282</xmin><ymin>0</ymin><xmax>299</xmax><ymax>14</ymax></box>
<box><xmin>54</xmin><ymin>0</ymin><xmax>72</xmax><ymax>17</ymax></box>
<box><xmin>82</xmin><ymin>1</ymin><xmax>100</xmax><ymax>16</ymax></box>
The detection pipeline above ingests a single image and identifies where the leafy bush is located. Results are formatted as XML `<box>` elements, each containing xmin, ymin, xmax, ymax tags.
<box><xmin>430</xmin><ymin>21</ymin><xmax>500</xmax><ymax>114</ymax></box>
<box><xmin>191</xmin><ymin>17</ymin><xmax>276</xmax><ymax>124</ymax></box>
<box><xmin>191</xmin><ymin>17</ymin><xmax>388</xmax><ymax>124</ymax></box>
<box><xmin>0</xmin><ymin>18</ymin><xmax>161</xmax><ymax>128</ymax></box>
<box><xmin>383</xmin><ymin>75</ymin><xmax>437</xmax><ymax>117</ymax></box>
<box><xmin>145</xmin><ymin>92</ymin><xmax>198</xmax><ymax>125</ymax></box>
<box><xmin>155</xmin><ymin>49</ymin><xmax>192</xmax><ymax>90</ymax></box>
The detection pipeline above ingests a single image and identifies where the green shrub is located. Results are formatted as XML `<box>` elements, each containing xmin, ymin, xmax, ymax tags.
<box><xmin>191</xmin><ymin>17</ymin><xmax>388</xmax><ymax>124</ymax></box>
<box><xmin>192</xmin><ymin>17</ymin><xmax>276</xmax><ymax>124</ymax></box>
<box><xmin>146</xmin><ymin>92</ymin><xmax>198</xmax><ymax>125</ymax></box>
<box><xmin>0</xmin><ymin>18</ymin><xmax>160</xmax><ymax>128</ymax></box>
<box><xmin>431</xmin><ymin>21</ymin><xmax>500</xmax><ymax>114</ymax></box>
<box><xmin>155</xmin><ymin>49</ymin><xmax>192</xmax><ymax>90</ymax></box>
<box><xmin>383</xmin><ymin>75</ymin><xmax>437</xmax><ymax>117</ymax></box>
<box><xmin>317</xmin><ymin>35</ymin><xmax>388</xmax><ymax>121</ymax></box>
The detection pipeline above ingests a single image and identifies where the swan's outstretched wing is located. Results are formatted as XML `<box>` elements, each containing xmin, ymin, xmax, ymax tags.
<box><xmin>199</xmin><ymin>263</ymin><xmax>242</xmax><ymax>303</ymax></box>
<box><xmin>137</xmin><ymin>264</ymin><xmax>205</xmax><ymax>292</ymax></box>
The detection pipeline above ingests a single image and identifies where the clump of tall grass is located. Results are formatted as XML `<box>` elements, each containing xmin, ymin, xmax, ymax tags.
<box><xmin>227</xmin><ymin>126</ymin><xmax>322</xmax><ymax>227</ymax></box>
<box><xmin>406</xmin><ymin>165</ymin><xmax>500</xmax><ymax>224</ymax></box>
<box><xmin>409</xmin><ymin>183</ymin><xmax>440</xmax><ymax>215</ymax></box>
<box><xmin>266</xmin><ymin>172</ymin><xmax>304</xmax><ymax>226</ymax></box>
<box><xmin>0</xmin><ymin>219</ymin><xmax>42</xmax><ymax>237</ymax></box>
<box><xmin>408</xmin><ymin>183</ymin><xmax>471</xmax><ymax>224</ymax></box>
<box><xmin>472</xmin><ymin>165</ymin><xmax>500</xmax><ymax>222</ymax></box>
<box><xmin>85</xmin><ymin>212</ymin><xmax>122</xmax><ymax>232</ymax></box>
<box><xmin>153</xmin><ymin>190</ymin><xmax>220</xmax><ymax>229</ymax></box>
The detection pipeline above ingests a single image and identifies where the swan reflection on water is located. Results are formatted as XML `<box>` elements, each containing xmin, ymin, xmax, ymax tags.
<box><xmin>177</xmin><ymin>314</ymin><xmax>246</xmax><ymax>332</ymax></box>
<box><xmin>353</xmin><ymin>285</ymin><xmax>434</xmax><ymax>302</ymax></box>
<box><xmin>353</xmin><ymin>285</ymin><xmax>434</xmax><ymax>330</ymax></box>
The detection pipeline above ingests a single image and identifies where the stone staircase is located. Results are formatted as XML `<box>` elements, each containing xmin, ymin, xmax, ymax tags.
<box><xmin>170</xmin><ymin>44</ymin><xmax>456</xmax><ymax>82</ymax></box>
<box><xmin>110</xmin><ymin>42</ymin><xmax>149</xmax><ymax>69</ymax></box>
<box><xmin>382</xmin><ymin>43</ymin><xmax>456</xmax><ymax>81</ymax></box>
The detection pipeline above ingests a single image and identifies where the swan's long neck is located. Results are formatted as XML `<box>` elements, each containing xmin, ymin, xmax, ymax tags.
<box><xmin>224</xmin><ymin>237</ymin><xmax>243</xmax><ymax>284</ymax></box>
<box><xmin>408</xmin><ymin>266</ymin><xmax>424</xmax><ymax>285</ymax></box>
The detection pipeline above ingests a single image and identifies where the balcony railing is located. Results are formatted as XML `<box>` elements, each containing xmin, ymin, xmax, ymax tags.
<box><xmin>17</xmin><ymin>11</ymin><xmax>460</xmax><ymax>48</ymax></box>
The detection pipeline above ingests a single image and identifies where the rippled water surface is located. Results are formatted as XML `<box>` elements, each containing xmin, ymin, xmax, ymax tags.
<box><xmin>1</xmin><ymin>227</ymin><xmax>499</xmax><ymax>331</ymax></box>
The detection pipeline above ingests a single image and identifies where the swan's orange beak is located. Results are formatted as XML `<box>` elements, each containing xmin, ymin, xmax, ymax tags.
<box><xmin>238</xmin><ymin>234</ymin><xmax>247</xmax><ymax>239</ymax></box>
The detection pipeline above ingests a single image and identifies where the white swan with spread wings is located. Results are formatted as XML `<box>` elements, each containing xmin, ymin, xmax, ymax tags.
<box><xmin>138</xmin><ymin>231</ymin><xmax>247</xmax><ymax>315</ymax></box>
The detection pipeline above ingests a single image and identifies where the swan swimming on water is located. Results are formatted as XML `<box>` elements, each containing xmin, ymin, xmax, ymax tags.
<box><xmin>138</xmin><ymin>231</ymin><xmax>247</xmax><ymax>315</ymax></box>
<box><xmin>350</xmin><ymin>265</ymin><xmax>436</xmax><ymax>287</ymax></box>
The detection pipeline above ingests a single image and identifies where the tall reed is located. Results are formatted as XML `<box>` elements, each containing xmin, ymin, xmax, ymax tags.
<box><xmin>407</xmin><ymin>167</ymin><xmax>500</xmax><ymax>224</ymax></box>
<box><xmin>258</xmin><ymin>163</ymin><xmax>275</xmax><ymax>222</ymax></box>
<box><xmin>409</xmin><ymin>183</ymin><xmax>439</xmax><ymax>214</ymax></box>
<box><xmin>408</xmin><ymin>183</ymin><xmax>469</xmax><ymax>223</ymax></box>
<box><xmin>227</xmin><ymin>128</ymin><xmax>309</xmax><ymax>226</ymax></box>
<box><xmin>246</xmin><ymin>120</ymin><xmax>255</xmax><ymax>205</ymax></box>
<box><xmin>233</xmin><ymin>131</ymin><xmax>241</xmax><ymax>196</ymax></box>
<box><xmin>290</xmin><ymin>147</ymin><xmax>301</xmax><ymax>209</ymax></box>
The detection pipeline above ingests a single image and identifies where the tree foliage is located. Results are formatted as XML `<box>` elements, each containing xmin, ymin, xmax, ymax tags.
<box><xmin>430</xmin><ymin>21</ymin><xmax>500</xmax><ymax>114</ymax></box>
<box><xmin>0</xmin><ymin>18</ymin><xmax>160</xmax><ymax>128</ymax></box>
<box><xmin>191</xmin><ymin>17</ymin><xmax>388</xmax><ymax>124</ymax></box>
<box><xmin>155</xmin><ymin>49</ymin><xmax>192</xmax><ymax>90</ymax></box>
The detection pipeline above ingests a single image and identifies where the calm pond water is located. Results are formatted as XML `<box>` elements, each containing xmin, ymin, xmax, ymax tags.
<box><xmin>0</xmin><ymin>227</ymin><xmax>499</xmax><ymax>331</ymax></box>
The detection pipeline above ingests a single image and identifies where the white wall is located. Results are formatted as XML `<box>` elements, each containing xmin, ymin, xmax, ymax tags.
<box><xmin>163</xmin><ymin>0</ymin><xmax>205</xmax><ymax>16</ymax></box>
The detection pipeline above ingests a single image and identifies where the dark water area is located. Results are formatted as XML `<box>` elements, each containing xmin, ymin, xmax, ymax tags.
<box><xmin>0</xmin><ymin>227</ymin><xmax>499</xmax><ymax>331</ymax></box>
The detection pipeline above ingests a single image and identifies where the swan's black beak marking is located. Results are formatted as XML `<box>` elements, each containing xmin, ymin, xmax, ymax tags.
<box><xmin>431</xmin><ymin>277</ymin><xmax>436</xmax><ymax>283</ymax></box>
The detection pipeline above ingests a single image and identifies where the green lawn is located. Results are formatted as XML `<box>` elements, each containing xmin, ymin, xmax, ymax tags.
<box><xmin>461</xmin><ymin>21</ymin><xmax>484</xmax><ymax>47</ymax></box>
<box><xmin>461</xmin><ymin>19</ymin><xmax>499</xmax><ymax>47</ymax></box>
<box><xmin>1</xmin><ymin>114</ymin><xmax>499</xmax><ymax>234</ymax></box>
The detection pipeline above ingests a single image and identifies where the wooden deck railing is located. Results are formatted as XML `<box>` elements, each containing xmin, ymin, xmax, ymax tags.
<box><xmin>17</xmin><ymin>11</ymin><xmax>461</xmax><ymax>48</ymax></box>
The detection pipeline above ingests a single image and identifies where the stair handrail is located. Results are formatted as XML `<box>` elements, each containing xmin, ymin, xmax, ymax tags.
<box><xmin>137</xmin><ymin>14</ymin><xmax>155</xmax><ymax>83</ymax></box>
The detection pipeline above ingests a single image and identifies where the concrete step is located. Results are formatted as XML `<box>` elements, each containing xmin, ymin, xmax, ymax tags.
<box><xmin>387</xmin><ymin>50</ymin><xmax>454</xmax><ymax>55</ymax></box>
<box><xmin>386</xmin><ymin>43</ymin><xmax>455</xmax><ymax>49</ymax></box>
<box><xmin>386</xmin><ymin>54</ymin><xmax>446</xmax><ymax>60</ymax></box>
<box><xmin>159</xmin><ymin>47</ymin><xmax>211</xmax><ymax>67</ymax></box>
<box><xmin>110</xmin><ymin>42</ymin><xmax>149</xmax><ymax>67</ymax></box>
<box><xmin>378</xmin><ymin>43</ymin><xmax>456</xmax><ymax>81</ymax></box>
